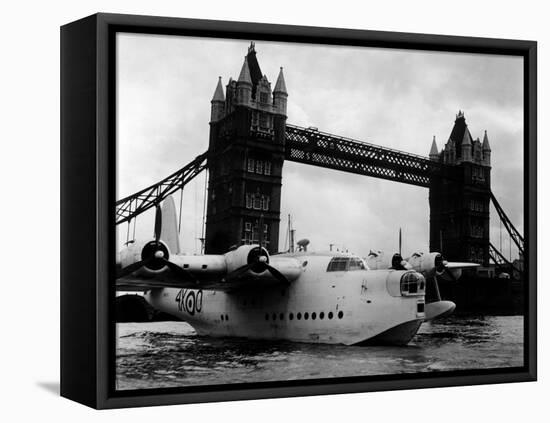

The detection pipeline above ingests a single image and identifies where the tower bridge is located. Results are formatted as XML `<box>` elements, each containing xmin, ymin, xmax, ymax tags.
<box><xmin>115</xmin><ymin>44</ymin><xmax>523</xmax><ymax>270</ymax></box>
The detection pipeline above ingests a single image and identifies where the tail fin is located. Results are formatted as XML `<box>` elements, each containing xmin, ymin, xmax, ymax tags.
<box><xmin>160</xmin><ymin>196</ymin><xmax>181</xmax><ymax>254</ymax></box>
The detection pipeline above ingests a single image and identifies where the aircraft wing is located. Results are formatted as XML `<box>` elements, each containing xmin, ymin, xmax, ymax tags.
<box><xmin>116</xmin><ymin>252</ymin><xmax>302</xmax><ymax>293</ymax></box>
<box><xmin>116</xmin><ymin>275</ymin><xmax>195</xmax><ymax>292</ymax></box>
<box><xmin>445</xmin><ymin>262</ymin><xmax>480</xmax><ymax>269</ymax></box>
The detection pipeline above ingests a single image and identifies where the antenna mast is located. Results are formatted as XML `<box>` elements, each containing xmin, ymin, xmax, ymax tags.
<box><xmin>288</xmin><ymin>214</ymin><xmax>295</xmax><ymax>253</ymax></box>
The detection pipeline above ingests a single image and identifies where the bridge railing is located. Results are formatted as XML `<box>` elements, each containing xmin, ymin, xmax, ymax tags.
<box><xmin>284</xmin><ymin>124</ymin><xmax>448</xmax><ymax>187</ymax></box>
<box><xmin>115</xmin><ymin>152</ymin><xmax>208</xmax><ymax>225</ymax></box>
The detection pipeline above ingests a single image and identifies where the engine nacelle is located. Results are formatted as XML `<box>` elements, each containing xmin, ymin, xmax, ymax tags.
<box><xmin>120</xmin><ymin>239</ymin><xmax>172</xmax><ymax>276</ymax></box>
<box><xmin>224</xmin><ymin>245</ymin><xmax>270</xmax><ymax>274</ymax></box>
<box><xmin>406</xmin><ymin>252</ymin><xmax>445</xmax><ymax>278</ymax></box>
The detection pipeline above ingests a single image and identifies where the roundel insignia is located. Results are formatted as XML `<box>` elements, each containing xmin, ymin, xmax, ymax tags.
<box><xmin>186</xmin><ymin>291</ymin><xmax>196</xmax><ymax>315</ymax></box>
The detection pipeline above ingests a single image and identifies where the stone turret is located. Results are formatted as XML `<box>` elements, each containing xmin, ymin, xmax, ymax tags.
<box><xmin>461</xmin><ymin>126</ymin><xmax>472</xmax><ymax>162</ymax></box>
<box><xmin>429</xmin><ymin>136</ymin><xmax>439</xmax><ymax>161</ymax></box>
<box><xmin>236</xmin><ymin>56</ymin><xmax>252</xmax><ymax>106</ymax></box>
<box><xmin>273</xmin><ymin>67</ymin><xmax>288</xmax><ymax>116</ymax></box>
<box><xmin>210</xmin><ymin>76</ymin><xmax>225</xmax><ymax>122</ymax></box>
<box><xmin>482</xmin><ymin>130</ymin><xmax>491</xmax><ymax>166</ymax></box>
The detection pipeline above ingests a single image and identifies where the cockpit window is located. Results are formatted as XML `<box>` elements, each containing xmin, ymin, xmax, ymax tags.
<box><xmin>326</xmin><ymin>257</ymin><xmax>348</xmax><ymax>272</ymax></box>
<box><xmin>348</xmin><ymin>258</ymin><xmax>366</xmax><ymax>270</ymax></box>
<box><xmin>326</xmin><ymin>257</ymin><xmax>366</xmax><ymax>272</ymax></box>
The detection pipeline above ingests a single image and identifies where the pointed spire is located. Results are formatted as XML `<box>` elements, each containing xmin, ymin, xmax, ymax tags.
<box><xmin>211</xmin><ymin>76</ymin><xmax>225</xmax><ymax>102</ymax></box>
<box><xmin>482</xmin><ymin>130</ymin><xmax>491</xmax><ymax>150</ymax></box>
<box><xmin>462</xmin><ymin>127</ymin><xmax>472</xmax><ymax>145</ymax></box>
<box><xmin>430</xmin><ymin>136</ymin><xmax>438</xmax><ymax>155</ymax></box>
<box><xmin>273</xmin><ymin>67</ymin><xmax>287</xmax><ymax>94</ymax></box>
<box><xmin>237</xmin><ymin>56</ymin><xmax>252</xmax><ymax>85</ymax></box>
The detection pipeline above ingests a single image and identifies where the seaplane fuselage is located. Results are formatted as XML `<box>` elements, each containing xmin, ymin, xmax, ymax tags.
<box><xmin>143</xmin><ymin>252</ymin><xmax>426</xmax><ymax>346</ymax></box>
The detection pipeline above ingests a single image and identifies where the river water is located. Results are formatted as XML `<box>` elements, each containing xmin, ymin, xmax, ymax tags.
<box><xmin>115</xmin><ymin>315</ymin><xmax>523</xmax><ymax>391</ymax></box>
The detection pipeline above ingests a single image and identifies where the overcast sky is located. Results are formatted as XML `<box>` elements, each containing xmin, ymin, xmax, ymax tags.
<box><xmin>116</xmin><ymin>33</ymin><xmax>523</xmax><ymax>260</ymax></box>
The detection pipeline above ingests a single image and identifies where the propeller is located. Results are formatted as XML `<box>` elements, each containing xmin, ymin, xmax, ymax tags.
<box><xmin>399</xmin><ymin>227</ymin><xmax>402</xmax><ymax>256</ymax></box>
<box><xmin>391</xmin><ymin>228</ymin><xmax>412</xmax><ymax>270</ymax></box>
<box><xmin>117</xmin><ymin>204</ymin><xmax>197</xmax><ymax>283</ymax></box>
<box><xmin>434</xmin><ymin>253</ymin><xmax>457</xmax><ymax>281</ymax></box>
<box><xmin>391</xmin><ymin>253</ymin><xmax>412</xmax><ymax>270</ymax></box>
<box><xmin>225</xmin><ymin>246</ymin><xmax>289</xmax><ymax>285</ymax></box>
<box><xmin>154</xmin><ymin>203</ymin><xmax>162</xmax><ymax>243</ymax></box>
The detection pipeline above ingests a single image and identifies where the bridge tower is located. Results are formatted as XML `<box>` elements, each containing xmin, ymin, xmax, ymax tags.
<box><xmin>429</xmin><ymin>111</ymin><xmax>492</xmax><ymax>265</ymax></box>
<box><xmin>205</xmin><ymin>43</ymin><xmax>288</xmax><ymax>254</ymax></box>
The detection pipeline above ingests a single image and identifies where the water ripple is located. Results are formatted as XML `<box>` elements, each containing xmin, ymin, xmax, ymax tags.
<box><xmin>116</xmin><ymin>316</ymin><xmax>523</xmax><ymax>390</ymax></box>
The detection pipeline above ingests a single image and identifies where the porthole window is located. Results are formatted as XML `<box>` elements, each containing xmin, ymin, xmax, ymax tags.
<box><xmin>225</xmin><ymin>314</ymin><xmax>229</xmax><ymax>321</ymax></box>
<box><xmin>272</xmin><ymin>313</ymin><xmax>277</xmax><ymax>321</ymax></box>
<box><xmin>279</xmin><ymin>313</ymin><xmax>284</xmax><ymax>320</ymax></box>
<box><xmin>304</xmin><ymin>312</ymin><xmax>309</xmax><ymax>320</ymax></box>
<box><xmin>289</xmin><ymin>313</ymin><xmax>294</xmax><ymax>320</ymax></box>
<box><xmin>297</xmin><ymin>312</ymin><xmax>302</xmax><ymax>320</ymax></box>
<box><xmin>312</xmin><ymin>312</ymin><xmax>317</xmax><ymax>320</ymax></box>
<box><xmin>328</xmin><ymin>312</ymin><xmax>334</xmax><ymax>319</ymax></box>
<box><xmin>338</xmin><ymin>311</ymin><xmax>344</xmax><ymax>319</ymax></box>
<box><xmin>319</xmin><ymin>312</ymin><xmax>325</xmax><ymax>319</ymax></box>
<box><xmin>221</xmin><ymin>314</ymin><xmax>224</xmax><ymax>321</ymax></box>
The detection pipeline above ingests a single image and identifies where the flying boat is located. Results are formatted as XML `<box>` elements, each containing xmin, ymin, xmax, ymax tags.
<box><xmin>116</xmin><ymin>196</ymin><xmax>477</xmax><ymax>345</ymax></box>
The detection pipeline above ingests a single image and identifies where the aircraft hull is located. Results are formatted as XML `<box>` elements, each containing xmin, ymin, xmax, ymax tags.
<box><xmin>144</xmin><ymin>259</ymin><xmax>425</xmax><ymax>346</ymax></box>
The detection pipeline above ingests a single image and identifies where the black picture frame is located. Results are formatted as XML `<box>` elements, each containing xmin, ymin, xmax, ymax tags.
<box><xmin>60</xmin><ymin>12</ymin><xmax>537</xmax><ymax>409</ymax></box>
